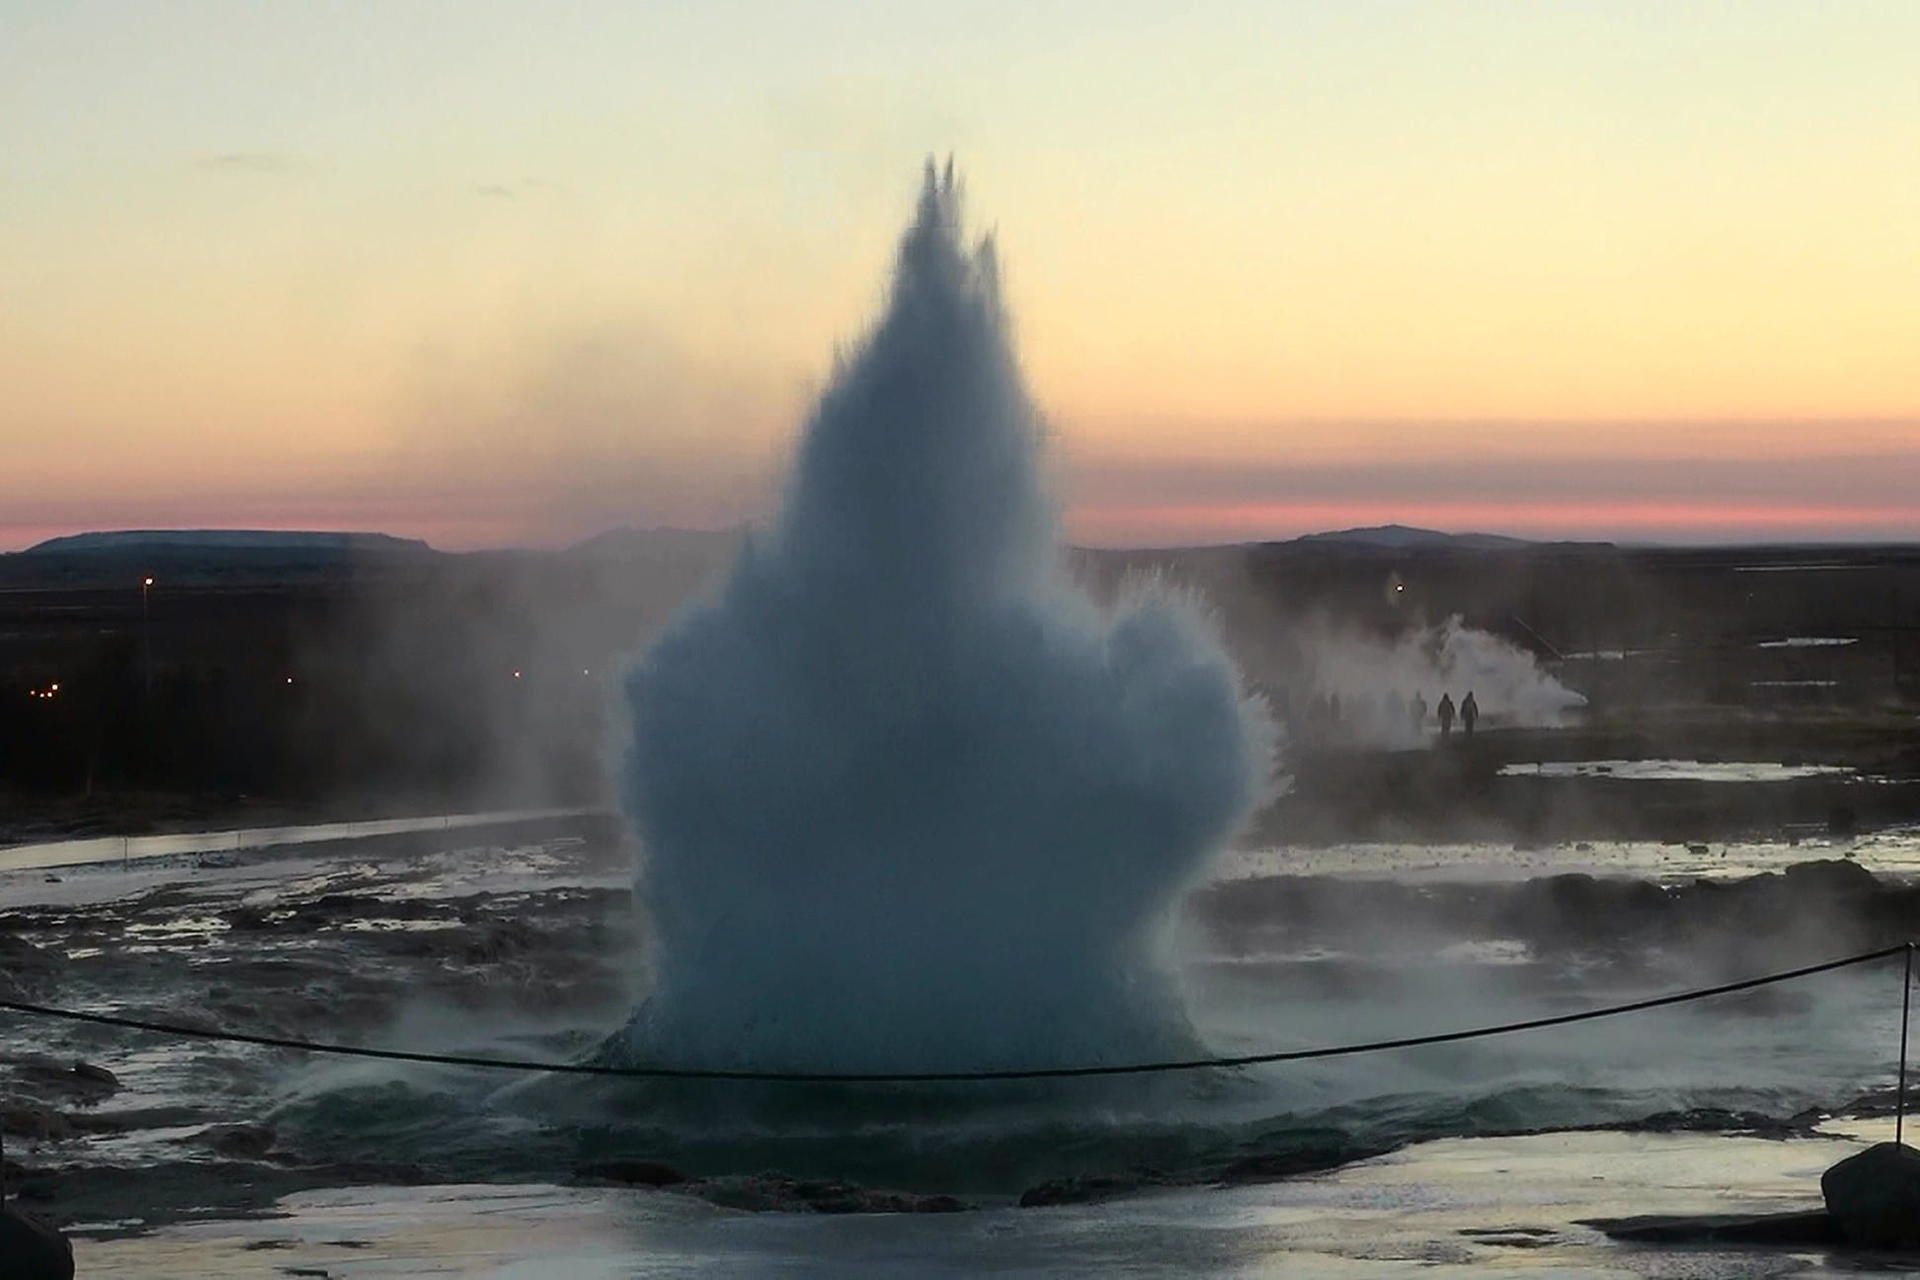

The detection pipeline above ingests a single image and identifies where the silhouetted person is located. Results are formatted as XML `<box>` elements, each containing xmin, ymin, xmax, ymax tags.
<box><xmin>1460</xmin><ymin>690</ymin><xmax>1479</xmax><ymax>738</ymax></box>
<box><xmin>1409</xmin><ymin>691</ymin><xmax>1428</xmax><ymax>732</ymax></box>
<box><xmin>1436</xmin><ymin>692</ymin><xmax>1455</xmax><ymax>738</ymax></box>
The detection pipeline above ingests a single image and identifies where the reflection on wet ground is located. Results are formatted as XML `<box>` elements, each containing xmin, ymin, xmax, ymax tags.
<box><xmin>71</xmin><ymin>1128</ymin><xmax>1886</xmax><ymax>1277</ymax></box>
<box><xmin>0</xmin><ymin>807</ymin><xmax>597</xmax><ymax>875</ymax></box>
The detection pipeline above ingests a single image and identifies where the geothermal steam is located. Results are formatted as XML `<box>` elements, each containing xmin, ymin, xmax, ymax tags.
<box><xmin>614</xmin><ymin>166</ymin><xmax>1272</xmax><ymax>1073</ymax></box>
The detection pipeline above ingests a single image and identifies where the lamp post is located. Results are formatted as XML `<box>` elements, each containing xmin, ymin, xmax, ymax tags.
<box><xmin>141</xmin><ymin>575</ymin><xmax>154</xmax><ymax>699</ymax></box>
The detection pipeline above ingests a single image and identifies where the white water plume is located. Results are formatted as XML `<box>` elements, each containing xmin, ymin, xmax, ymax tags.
<box><xmin>611</xmin><ymin>163</ymin><xmax>1273</xmax><ymax>1073</ymax></box>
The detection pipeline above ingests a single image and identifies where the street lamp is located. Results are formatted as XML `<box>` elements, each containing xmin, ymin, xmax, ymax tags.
<box><xmin>141</xmin><ymin>576</ymin><xmax>154</xmax><ymax>698</ymax></box>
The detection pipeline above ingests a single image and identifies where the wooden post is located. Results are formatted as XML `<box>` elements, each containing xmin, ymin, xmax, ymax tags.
<box><xmin>1900</xmin><ymin>943</ymin><xmax>1913</xmax><ymax>1146</ymax></box>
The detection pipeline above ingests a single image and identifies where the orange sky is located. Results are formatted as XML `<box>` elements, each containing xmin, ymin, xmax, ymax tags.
<box><xmin>3</xmin><ymin>2</ymin><xmax>1917</xmax><ymax>550</ymax></box>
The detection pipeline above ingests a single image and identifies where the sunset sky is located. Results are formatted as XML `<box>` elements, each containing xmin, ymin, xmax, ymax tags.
<box><xmin>3</xmin><ymin>1</ymin><xmax>1916</xmax><ymax>550</ymax></box>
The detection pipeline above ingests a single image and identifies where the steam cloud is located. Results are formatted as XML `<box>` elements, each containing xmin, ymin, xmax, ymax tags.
<box><xmin>611</xmin><ymin>164</ymin><xmax>1273</xmax><ymax>1073</ymax></box>
<box><xmin>1291</xmin><ymin>613</ymin><xmax>1585</xmax><ymax>748</ymax></box>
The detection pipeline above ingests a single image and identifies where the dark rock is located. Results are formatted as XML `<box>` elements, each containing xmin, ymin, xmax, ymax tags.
<box><xmin>688</xmin><ymin>1175</ymin><xmax>966</xmax><ymax>1214</ymax></box>
<box><xmin>191</xmin><ymin>1123</ymin><xmax>277</xmax><ymax>1160</ymax></box>
<box><xmin>15</xmin><ymin>1059</ymin><xmax>119</xmax><ymax>1102</ymax></box>
<box><xmin>1586</xmin><ymin>1210</ymin><xmax>1835</xmax><ymax>1245</ymax></box>
<box><xmin>1823</xmin><ymin>1141</ymin><xmax>1920</xmax><ymax>1248</ymax></box>
<box><xmin>0</xmin><ymin>935</ymin><xmax>48</xmax><ymax>967</ymax></box>
<box><xmin>915</xmin><ymin>1195</ymin><xmax>968</xmax><ymax>1213</ymax></box>
<box><xmin>1019</xmin><ymin>1173</ymin><xmax>1161</xmax><ymax>1207</ymax></box>
<box><xmin>0</xmin><ymin>1202</ymin><xmax>74</xmax><ymax>1279</ymax></box>
<box><xmin>573</xmin><ymin>1159</ymin><xmax>685</xmax><ymax>1187</ymax></box>
<box><xmin>1458</xmin><ymin>1226</ymin><xmax>1556</xmax><ymax>1249</ymax></box>
<box><xmin>1612</xmin><ymin>1107</ymin><xmax>1815</xmax><ymax>1139</ymax></box>
<box><xmin>1219</xmin><ymin>1140</ymin><xmax>1395</xmax><ymax>1184</ymax></box>
<box><xmin>225</xmin><ymin>907</ymin><xmax>277</xmax><ymax>932</ymax></box>
<box><xmin>69</xmin><ymin>1061</ymin><xmax>118</xmax><ymax>1093</ymax></box>
<box><xmin>460</xmin><ymin>921</ymin><xmax>543</xmax><ymax>964</ymax></box>
<box><xmin>0</xmin><ymin>1105</ymin><xmax>70</xmax><ymax>1141</ymax></box>
<box><xmin>1782</xmin><ymin>857</ymin><xmax>1875</xmax><ymax>895</ymax></box>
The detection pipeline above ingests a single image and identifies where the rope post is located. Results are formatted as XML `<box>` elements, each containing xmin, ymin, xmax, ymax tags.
<box><xmin>1900</xmin><ymin>943</ymin><xmax>1913</xmax><ymax>1147</ymax></box>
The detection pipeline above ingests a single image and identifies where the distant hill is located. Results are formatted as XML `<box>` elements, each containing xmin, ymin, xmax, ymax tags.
<box><xmin>565</xmin><ymin>526</ymin><xmax>744</xmax><ymax>559</ymax></box>
<box><xmin>0</xmin><ymin>525</ymin><xmax>750</xmax><ymax>590</ymax></box>
<box><xmin>25</xmin><ymin>529</ymin><xmax>432</xmax><ymax>555</ymax></box>
<box><xmin>1291</xmin><ymin>524</ymin><xmax>1533</xmax><ymax>551</ymax></box>
<box><xmin>2</xmin><ymin>528</ymin><xmax>438</xmax><ymax>589</ymax></box>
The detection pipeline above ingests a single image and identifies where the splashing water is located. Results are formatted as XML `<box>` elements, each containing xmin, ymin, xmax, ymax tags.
<box><xmin>611</xmin><ymin>164</ymin><xmax>1274</xmax><ymax>1074</ymax></box>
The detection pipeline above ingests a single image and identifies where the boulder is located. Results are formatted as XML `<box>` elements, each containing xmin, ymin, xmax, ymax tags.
<box><xmin>0</xmin><ymin>1203</ymin><xmax>73</xmax><ymax>1280</ymax></box>
<box><xmin>1822</xmin><ymin>1141</ymin><xmax>1920</xmax><ymax>1249</ymax></box>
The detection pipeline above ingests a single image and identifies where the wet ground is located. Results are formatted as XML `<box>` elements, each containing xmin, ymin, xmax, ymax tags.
<box><xmin>4</xmin><ymin>809</ymin><xmax>1920</xmax><ymax>1273</ymax></box>
<box><xmin>69</xmin><ymin>1126</ymin><xmax>1913</xmax><ymax>1277</ymax></box>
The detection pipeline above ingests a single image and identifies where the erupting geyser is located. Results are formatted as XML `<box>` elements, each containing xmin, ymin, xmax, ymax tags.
<box><xmin>613</xmin><ymin>163</ymin><xmax>1273</xmax><ymax>1073</ymax></box>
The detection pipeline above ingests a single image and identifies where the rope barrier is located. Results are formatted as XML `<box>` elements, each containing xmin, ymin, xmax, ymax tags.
<box><xmin>0</xmin><ymin>941</ymin><xmax>1911</xmax><ymax>1084</ymax></box>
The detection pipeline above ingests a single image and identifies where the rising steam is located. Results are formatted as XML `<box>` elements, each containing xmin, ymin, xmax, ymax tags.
<box><xmin>611</xmin><ymin>163</ymin><xmax>1273</xmax><ymax>1073</ymax></box>
<box><xmin>1292</xmin><ymin>613</ymin><xmax>1585</xmax><ymax>748</ymax></box>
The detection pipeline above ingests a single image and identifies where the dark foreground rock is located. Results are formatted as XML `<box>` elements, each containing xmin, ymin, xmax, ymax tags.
<box><xmin>1823</xmin><ymin>1141</ymin><xmax>1920</xmax><ymax>1249</ymax></box>
<box><xmin>0</xmin><ymin>1202</ymin><xmax>73</xmax><ymax>1279</ymax></box>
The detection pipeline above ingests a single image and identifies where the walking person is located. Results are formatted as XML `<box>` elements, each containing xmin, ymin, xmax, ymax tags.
<box><xmin>1409</xmin><ymin>690</ymin><xmax>1428</xmax><ymax>734</ymax></box>
<box><xmin>1436</xmin><ymin>692</ymin><xmax>1455</xmax><ymax>738</ymax></box>
<box><xmin>1460</xmin><ymin>690</ymin><xmax>1479</xmax><ymax>738</ymax></box>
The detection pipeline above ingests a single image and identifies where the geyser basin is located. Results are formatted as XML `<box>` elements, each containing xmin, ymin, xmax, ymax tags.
<box><xmin>611</xmin><ymin>164</ymin><xmax>1274</xmax><ymax>1075</ymax></box>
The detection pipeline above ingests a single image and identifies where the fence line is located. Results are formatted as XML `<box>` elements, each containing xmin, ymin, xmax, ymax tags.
<box><xmin>1</xmin><ymin>942</ymin><xmax>1912</xmax><ymax>1086</ymax></box>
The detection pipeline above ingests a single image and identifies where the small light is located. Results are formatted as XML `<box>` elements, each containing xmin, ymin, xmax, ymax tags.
<box><xmin>49</xmin><ymin>682</ymin><xmax>59</xmax><ymax>692</ymax></box>
<box><xmin>513</xmin><ymin>669</ymin><xmax>522</xmax><ymax>679</ymax></box>
<box><xmin>582</xmin><ymin>668</ymin><xmax>590</xmax><ymax>676</ymax></box>
<box><xmin>143</xmin><ymin>576</ymin><xmax>154</xmax><ymax>587</ymax></box>
<box><xmin>285</xmin><ymin>676</ymin><xmax>295</xmax><ymax>685</ymax></box>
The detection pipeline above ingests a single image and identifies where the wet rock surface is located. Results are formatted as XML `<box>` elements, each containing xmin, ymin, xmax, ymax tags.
<box><xmin>696</xmin><ymin>1177</ymin><xmax>971</xmax><ymax>1214</ymax></box>
<box><xmin>1</xmin><ymin>826</ymin><xmax>1917</xmax><ymax>1241</ymax></box>
<box><xmin>0</xmin><ymin>836</ymin><xmax>643</xmax><ymax>1233</ymax></box>
<box><xmin>1192</xmin><ymin>857</ymin><xmax>1920</xmax><ymax>972</ymax></box>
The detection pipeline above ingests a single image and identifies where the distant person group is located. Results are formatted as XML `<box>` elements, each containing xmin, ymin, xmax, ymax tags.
<box><xmin>1428</xmin><ymin>689</ymin><xmax>1478</xmax><ymax>739</ymax></box>
<box><xmin>1282</xmin><ymin>685</ymin><xmax>1480</xmax><ymax>745</ymax></box>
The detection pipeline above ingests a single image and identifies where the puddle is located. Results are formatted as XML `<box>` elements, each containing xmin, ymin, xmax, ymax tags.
<box><xmin>0</xmin><ymin>808</ymin><xmax>598</xmax><ymax>874</ymax></box>
<box><xmin>1497</xmin><ymin>760</ymin><xmax>1854</xmax><ymax>783</ymax></box>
